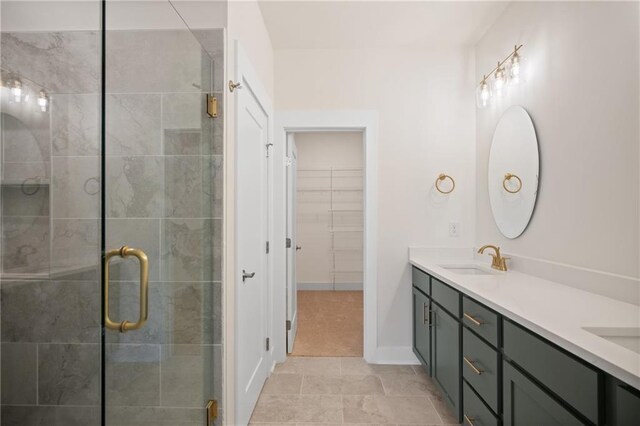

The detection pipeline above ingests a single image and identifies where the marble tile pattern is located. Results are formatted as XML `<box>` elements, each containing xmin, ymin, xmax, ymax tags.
<box><xmin>1</xmin><ymin>27</ymin><xmax>224</xmax><ymax>425</ymax></box>
<box><xmin>0</xmin><ymin>31</ymin><xmax>100</xmax><ymax>94</ymax></box>
<box><xmin>251</xmin><ymin>358</ymin><xmax>461</xmax><ymax>426</ymax></box>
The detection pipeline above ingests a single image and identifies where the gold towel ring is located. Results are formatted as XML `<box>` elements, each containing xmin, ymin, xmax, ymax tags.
<box><xmin>503</xmin><ymin>173</ymin><xmax>522</xmax><ymax>193</ymax></box>
<box><xmin>435</xmin><ymin>173</ymin><xmax>455</xmax><ymax>194</ymax></box>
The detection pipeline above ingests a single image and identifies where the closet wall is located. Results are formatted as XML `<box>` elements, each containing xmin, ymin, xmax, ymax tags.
<box><xmin>295</xmin><ymin>131</ymin><xmax>363</xmax><ymax>290</ymax></box>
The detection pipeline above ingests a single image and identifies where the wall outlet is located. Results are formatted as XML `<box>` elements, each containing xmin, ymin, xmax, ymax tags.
<box><xmin>449</xmin><ymin>222</ymin><xmax>460</xmax><ymax>237</ymax></box>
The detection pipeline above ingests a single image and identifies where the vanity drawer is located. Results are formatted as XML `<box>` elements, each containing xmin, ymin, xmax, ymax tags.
<box><xmin>412</xmin><ymin>267</ymin><xmax>431</xmax><ymax>296</ymax></box>
<box><xmin>431</xmin><ymin>277</ymin><xmax>460</xmax><ymax>316</ymax></box>
<box><xmin>503</xmin><ymin>319</ymin><xmax>601</xmax><ymax>424</ymax></box>
<box><xmin>462</xmin><ymin>296</ymin><xmax>499</xmax><ymax>347</ymax></box>
<box><xmin>463</xmin><ymin>327</ymin><xmax>499</xmax><ymax>413</ymax></box>
<box><xmin>463</xmin><ymin>381</ymin><xmax>498</xmax><ymax>426</ymax></box>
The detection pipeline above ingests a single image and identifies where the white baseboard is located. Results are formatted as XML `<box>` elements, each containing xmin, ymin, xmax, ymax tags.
<box><xmin>368</xmin><ymin>346</ymin><xmax>419</xmax><ymax>365</ymax></box>
<box><xmin>298</xmin><ymin>282</ymin><xmax>363</xmax><ymax>291</ymax></box>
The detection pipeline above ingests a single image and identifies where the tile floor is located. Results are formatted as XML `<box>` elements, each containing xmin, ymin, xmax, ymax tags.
<box><xmin>249</xmin><ymin>357</ymin><xmax>461</xmax><ymax>425</ymax></box>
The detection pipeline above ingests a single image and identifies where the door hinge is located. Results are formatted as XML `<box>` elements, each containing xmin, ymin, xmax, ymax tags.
<box><xmin>265</xmin><ymin>142</ymin><xmax>273</xmax><ymax>157</ymax></box>
<box><xmin>266</xmin><ymin>241</ymin><xmax>270</xmax><ymax>254</ymax></box>
<box><xmin>286</xmin><ymin>320</ymin><xmax>291</xmax><ymax>331</ymax></box>
<box><xmin>266</xmin><ymin>337</ymin><xmax>270</xmax><ymax>351</ymax></box>
<box><xmin>286</xmin><ymin>237</ymin><xmax>292</xmax><ymax>248</ymax></box>
<box><xmin>285</xmin><ymin>156</ymin><xmax>292</xmax><ymax>167</ymax></box>
<box><xmin>206</xmin><ymin>400</ymin><xmax>218</xmax><ymax>426</ymax></box>
<box><xmin>206</xmin><ymin>94</ymin><xmax>218</xmax><ymax>118</ymax></box>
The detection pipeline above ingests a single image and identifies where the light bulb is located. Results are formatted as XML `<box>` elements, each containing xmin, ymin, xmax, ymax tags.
<box><xmin>509</xmin><ymin>47</ymin><xmax>522</xmax><ymax>85</ymax></box>
<box><xmin>37</xmin><ymin>90</ymin><xmax>49</xmax><ymax>112</ymax></box>
<box><xmin>11</xmin><ymin>79</ymin><xmax>22</xmax><ymax>103</ymax></box>
<box><xmin>476</xmin><ymin>77</ymin><xmax>492</xmax><ymax>108</ymax></box>
<box><xmin>493</xmin><ymin>63</ymin><xmax>506</xmax><ymax>97</ymax></box>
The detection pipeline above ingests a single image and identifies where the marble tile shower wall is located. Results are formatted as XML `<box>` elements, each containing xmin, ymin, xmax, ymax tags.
<box><xmin>0</xmin><ymin>28</ymin><xmax>224</xmax><ymax>426</ymax></box>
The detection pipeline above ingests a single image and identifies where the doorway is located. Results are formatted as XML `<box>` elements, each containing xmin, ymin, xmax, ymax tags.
<box><xmin>287</xmin><ymin>131</ymin><xmax>364</xmax><ymax>357</ymax></box>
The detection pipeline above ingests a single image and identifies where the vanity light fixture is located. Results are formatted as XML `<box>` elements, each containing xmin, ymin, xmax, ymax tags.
<box><xmin>509</xmin><ymin>47</ymin><xmax>522</xmax><ymax>85</ymax></box>
<box><xmin>37</xmin><ymin>90</ymin><xmax>49</xmax><ymax>112</ymax></box>
<box><xmin>476</xmin><ymin>76</ymin><xmax>491</xmax><ymax>108</ymax></box>
<box><xmin>476</xmin><ymin>44</ymin><xmax>524</xmax><ymax>108</ymax></box>
<box><xmin>493</xmin><ymin>62</ymin><xmax>506</xmax><ymax>96</ymax></box>
<box><xmin>11</xmin><ymin>78</ymin><xmax>23</xmax><ymax>103</ymax></box>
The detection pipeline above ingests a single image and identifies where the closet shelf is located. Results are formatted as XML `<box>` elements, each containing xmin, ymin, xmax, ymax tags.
<box><xmin>328</xmin><ymin>208</ymin><xmax>362</xmax><ymax>212</ymax></box>
<box><xmin>329</xmin><ymin>228</ymin><xmax>363</xmax><ymax>233</ymax></box>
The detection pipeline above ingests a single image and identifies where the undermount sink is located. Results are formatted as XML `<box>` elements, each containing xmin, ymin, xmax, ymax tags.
<box><xmin>583</xmin><ymin>327</ymin><xmax>640</xmax><ymax>355</ymax></box>
<box><xmin>439</xmin><ymin>265</ymin><xmax>495</xmax><ymax>275</ymax></box>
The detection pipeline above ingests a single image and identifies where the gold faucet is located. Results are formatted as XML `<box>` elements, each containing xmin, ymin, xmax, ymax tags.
<box><xmin>478</xmin><ymin>245</ymin><xmax>509</xmax><ymax>271</ymax></box>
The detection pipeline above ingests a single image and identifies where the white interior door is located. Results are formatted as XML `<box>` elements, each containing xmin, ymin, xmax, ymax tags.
<box><xmin>235</xmin><ymin>46</ymin><xmax>270</xmax><ymax>426</ymax></box>
<box><xmin>286</xmin><ymin>134</ymin><xmax>298</xmax><ymax>353</ymax></box>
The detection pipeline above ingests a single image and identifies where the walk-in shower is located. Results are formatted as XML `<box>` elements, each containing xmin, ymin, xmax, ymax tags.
<box><xmin>0</xmin><ymin>1</ymin><xmax>224</xmax><ymax>424</ymax></box>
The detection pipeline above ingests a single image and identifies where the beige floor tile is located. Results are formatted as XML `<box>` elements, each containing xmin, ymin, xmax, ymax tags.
<box><xmin>341</xmin><ymin>358</ymin><xmax>375</xmax><ymax>375</ymax></box>
<box><xmin>302</xmin><ymin>375</ymin><xmax>384</xmax><ymax>395</ymax></box>
<box><xmin>250</xmin><ymin>394</ymin><xmax>342</xmax><ymax>424</ymax></box>
<box><xmin>378</xmin><ymin>372</ymin><xmax>439</xmax><ymax>396</ymax></box>
<box><xmin>369</xmin><ymin>364</ymin><xmax>416</xmax><ymax>375</ymax></box>
<box><xmin>250</xmin><ymin>394</ymin><xmax>298</xmax><ymax>423</ymax></box>
<box><xmin>250</xmin><ymin>423</ymin><xmax>293</xmax><ymax>426</ymax></box>
<box><xmin>429</xmin><ymin>394</ymin><xmax>459</xmax><ymax>424</ymax></box>
<box><xmin>341</xmin><ymin>375</ymin><xmax>385</xmax><ymax>395</ymax></box>
<box><xmin>343</xmin><ymin>395</ymin><xmax>442</xmax><ymax>425</ymax></box>
<box><xmin>275</xmin><ymin>357</ymin><xmax>342</xmax><ymax>375</ymax></box>
<box><xmin>262</xmin><ymin>374</ymin><xmax>303</xmax><ymax>395</ymax></box>
<box><xmin>411</xmin><ymin>364</ymin><xmax>428</xmax><ymax>375</ymax></box>
<box><xmin>301</xmin><ymin>375</ymin><xmax>343</xmax><ymax>394</ymax></box>
<box><xmin>295</xmin><ymin>395</ymin><xmax>343</xmax><ymax>423</ymax></box>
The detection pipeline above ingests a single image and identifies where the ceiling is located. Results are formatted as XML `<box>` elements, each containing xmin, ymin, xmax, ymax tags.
<box><xmin>258</xmin><ymin>0</ymin><xmax>510</xmax><ymax>50</ymax></box>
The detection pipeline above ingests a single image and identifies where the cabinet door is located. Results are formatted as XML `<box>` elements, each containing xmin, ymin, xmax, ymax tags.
<box><xmin>503</xmin><ymin>362</ymin><xmax>582</xmax><ymax>426</ymax></box>
<box><xmin>433</xmin><ymin>303</ymin><xmax>461</xmax><ymax>420</ymax></box>
<box><xmin>413</xmin><ymin>288</ymin><xmax>431</xmax><ymax>373</ymax></box>
<box><xmin>615</xmin><ymin>384</ymin><xmax>640</xmax><ymax>426</ymax></box>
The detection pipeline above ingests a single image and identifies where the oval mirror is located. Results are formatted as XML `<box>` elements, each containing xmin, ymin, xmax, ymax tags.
<box><xmin>488</xmin><ymin>106</ymin><xmax>539</xmax><ymax>238</ymax></box>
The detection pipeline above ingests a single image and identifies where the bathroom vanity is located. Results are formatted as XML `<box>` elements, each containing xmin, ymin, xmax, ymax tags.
<box><xmin>410</xmin><ymin>252</ymin><xmax>640</xmax><ymax>426</ymax></box>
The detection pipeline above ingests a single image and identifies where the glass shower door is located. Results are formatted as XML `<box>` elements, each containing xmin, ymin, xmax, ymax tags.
<box><xmin>102</xmin><ymin>1</ymin><xmax>223</xmax><ymax>425</ymax></box>
<box><xmin>0</xmin><ymin>1</ymin><xmax>103</xmax><ymax>424</ymax></box>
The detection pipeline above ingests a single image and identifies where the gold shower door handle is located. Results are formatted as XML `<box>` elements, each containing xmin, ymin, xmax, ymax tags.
<box><xmin>104</xmin><ymin>246</ymin><xmax>149</xmax><ymax>333</ymax></box>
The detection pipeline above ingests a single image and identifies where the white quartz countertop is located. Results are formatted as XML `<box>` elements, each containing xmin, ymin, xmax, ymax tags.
<box><xmin>409</xmin><ymin>249</ymin><xmax>640</xmax><ymax>389</ymax></box>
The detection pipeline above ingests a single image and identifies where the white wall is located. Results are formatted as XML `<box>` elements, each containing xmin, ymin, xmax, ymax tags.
<box><xmin>275</xmin><ymin>48</ymin><xmax>476</xmax><ymax>351</ymax></box>
<box><xmin>475</xmin><ymin>2</ymin><xmax>640</xmax><ymax>280</ymax></box>
<box><xmin>227</xmin><ymin>0</ymin><xmax>274</xmax><ymax>99</ymax></box>
<box><xmin>294</xmin><ymin>131</ymin><xmax>364</xmax><ymax>288</ymax></box>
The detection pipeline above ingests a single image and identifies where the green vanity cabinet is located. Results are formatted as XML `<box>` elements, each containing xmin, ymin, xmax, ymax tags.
<box><xmin>413</xmin><ymin>287</ymin><xmax>432</xmax><ymax>373</ymax></box>
<box><xmin>410</xmin><ymin>265</ymin><xmax>640</xmax><ymax>426</ymax></box>
<box><xmin>503</xmin><ymin>361</ymin><xmax>583</xmax><ymax>426</ymax></box>
<box><xmin>432</xmin><ymin>302</ymin><xmax>461</xmax><ymax>419</ymax></box>
<box><xmin>606</xmin><ymin>377</ymin><xmax>640</xmax><ymax>426</ymax></box>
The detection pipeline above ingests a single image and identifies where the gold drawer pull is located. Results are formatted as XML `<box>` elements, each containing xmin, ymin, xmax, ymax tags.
<box><xmin>464</xmin><ymin>312</ymin><xmax>483</xmax><ymax>326</ymax></box>
<box><xmin>423</xmin><ymin>303</ymin><xmax>432</xmax><ymax>326</ymax></box>
<box><xmin>464</xmin><ymin>414</ymin><xmax>475</xmax><ymax>426</ymax></box>
<box><xmin>104</xmin><ymin>246</ymin><xmax>149</xmax><ymax>333</ymax></box>
<box><xmin>464</xmin><ymin>356</ymin><xmax>484</xmax><ymax>375</ymax></box>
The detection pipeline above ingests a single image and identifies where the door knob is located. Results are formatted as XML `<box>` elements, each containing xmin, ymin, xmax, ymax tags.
<box><xmin>242</xmin><ymin>270</ymin><xmax>256</xmax><ymax>282</ymax></box>
<box><xmin>296</xmin><ymin>246</ymin><xmax>302</xmax><ymax>251</ymax></box>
